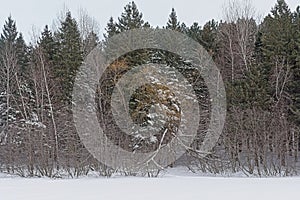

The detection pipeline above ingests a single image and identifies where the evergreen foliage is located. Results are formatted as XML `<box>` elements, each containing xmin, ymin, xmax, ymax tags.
<box><xmin>0</xmin><ymin>0</ymin><xmax>300</xmax><ymax>177</ymax></box>
<box><xmin>54</xmin><ymin>12</ymin><xmax>83</xmax><ymax>103</ymax></box>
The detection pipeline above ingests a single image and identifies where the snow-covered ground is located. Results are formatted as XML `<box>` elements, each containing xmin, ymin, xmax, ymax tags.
<box><xmin>0</xmin><ymin>169</ymin><xmax>299</xmax><ymax>200</ymax></box>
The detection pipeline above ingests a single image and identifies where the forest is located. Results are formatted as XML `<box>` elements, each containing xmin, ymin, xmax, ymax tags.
<box><xmin>0</xmin><ymin>0</ymin><xmax>300</xmax><ymax>177</ymax></box>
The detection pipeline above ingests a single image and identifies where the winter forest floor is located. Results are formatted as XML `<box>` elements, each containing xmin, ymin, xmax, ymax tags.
<box><xmin>1</xmin><ymin>167</ymin><xmax>300</xmax><ymax>200</ymax></box>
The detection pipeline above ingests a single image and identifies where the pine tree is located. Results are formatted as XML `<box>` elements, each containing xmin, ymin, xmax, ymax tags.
<box><xmin>103</xmin><ymin>1</ymin><xmax>151</xmax><ymax>41</ymax></box>
<box><xmin>103</xmin><ymin>1</ymin><xmax>151</xmax><ymax>65</ymax></box>
<box><xmin>260</xmin><ymin>0</ymin><xmax>295</xmax><ymax>79</ymax></box>
<box><xmin>116</xmin><ymin>1</ymin><xmax>150</xmax><ymax>32</ymax></box>
<box><xmin>104</xmin><ymin>1</ymin><xmax>150</xmax><ymax>66</ymax></box>
<box><xmin>259</xmin><ymin>0</ymin><xmax>296</xmax><ymax>110</ymax></box>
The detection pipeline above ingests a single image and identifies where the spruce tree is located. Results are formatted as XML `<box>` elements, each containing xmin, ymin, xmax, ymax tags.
<box><xmin>82</xmin><ymin>31</ymin><xmax>99</xmax><ymax>56</ymax></box>
<box><xmin>187</xmin><ymin>22</ymin><xmax>202</xmax><ymax>43</ymax></box>
<box><xmin>0</xmin><ymin>16</ymin><xmax>27</xmax><ymax>98</ymax></box>
<box><xmin>0</xmin><ymin>16</ymin><xmax>29</xmax><ymax>153</ymax></box>
<box><xmin>54</xmin><ymin>12</ymin><xmax>83</xmax><ymax>103</ymax></box>
<box><xmin>166</xmin><ymin>8</ymin><xmax>181</xmax><ymax>32</ymax></box>
<box><xmin>0</xmin><ymin>16</ymin><xmax>18</xmax><ymax>44</ymax></box>
<box><xmin>39</xmin><ymin>25</ymin><xmax>57</xmax><ymax>62</ymax></box>
<box><xmin>201</xmin><ymin>20</ymin><xmax>218</xmax><ymax>57</ymax></box>
<box><xmin>104</xmin><ymin>17</ymin><xmax>118</xmax><ymax>39</ymax></box>
<box><xmin>0</xmin><ymin>16</ymin><xmax>19</xmax><ymax>133</ymax></box>
<box><xmin>15</xmin><ymin>33</ymin><xmax>29</xmax><ymax>76</ymax></box>
<box><xmin>52</xmin><ymin>12</ymin><xmax>85</xmax><ymax>170</ymax></box>
<box><xmin>254</xmin><ymin>30</ymin><xmax>263</xmax><ymax>63</ymax></box>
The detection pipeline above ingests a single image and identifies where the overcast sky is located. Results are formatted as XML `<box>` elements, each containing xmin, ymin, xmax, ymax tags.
<box><xmin>0</xmin><ymin>0</ymin><xmax>299</xmax><ymax>42</ymax></box>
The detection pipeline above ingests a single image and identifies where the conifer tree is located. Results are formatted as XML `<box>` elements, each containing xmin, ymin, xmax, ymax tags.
<box><xmin>104</xmin><ymin>17</ymin><xmax>118</xmax><ymax>39</ymax></box>
<box><xmin>201</xmin><ymin>20</ymin><xmax>218</xmax><ymax>57</ymax></box>
<box><xmin>260</xmin><ymin>0</ymin><xmax>295</xmax><ymax>78</ymax></box>
<box><xmin>116</xmin><ymin>1</ymin><xmax>149</xmax><ymax>32</ymax></box>
<box><xmin>259</xmin><ymin>0</ymin><xmax>295</xmax><ymax>107</ymax></box>
<box><xmin>39</xmin><ymin>25</ymin><xmax>57</xmax><ymax>62</ymax></box>
<box><xmin>187</xmin><ymin>22</ymin><xmax>202</xmax><ymax>43</ymax></box>
<box><xmin>166</xmin><ymin>8</ymin><xmax>181</xmax><ymax>31</ymax></box>
<box><xmin>0</xmin><ymin>16</ymin><xmax>30</xmax><ymax>165</ymax></box>
<box><xmin>0</xmin><ymin>16</ymin><xmax>27</xmax><ymax>117</ymax></box>
<box><xmin>82</xmin><ymin>31</ymin><xmax>99</xmax><ymax>56</ymax></box>
<box><xmin>0</xmin><ymin>16</ymin><xmax>28</xmax><ymax>72</ymax></box>
<box><xmin>0</xmin><ymin>16</ymin><xmax>18</xmax><ymax>44</ymax></box>
<box><xmin>54</xmin><ymin>12</ymin><xmax>83</xmax><ymax>103</ymax></box>
<box><xmin>15</xmin><ymin>33</ymin><xmax>29</xmax><ymax>76</ymax></box>
<box><xmin>0</xmin><ymin>16</ymin><xmax>19</xmax><ymax>135</ymax></box>
<box><xmin>103</xmin><ymin>1</ymin><xmax>150</xmax><ymax>65</ymax></box>
<box><xmin>288</xmin><ymin>6</ymin><xmax>300</xmax><ymax>124</ymax></box>
<box><xmin>228</xmin><ymin>66</ymin><xmax>271</xmax><ymax>109</ymax></box>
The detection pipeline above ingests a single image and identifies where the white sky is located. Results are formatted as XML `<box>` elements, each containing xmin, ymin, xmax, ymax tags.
<box><xmin>0</xmin><ymin>0</ymin><xmax>299</xmax><ymax>42</ymax></box>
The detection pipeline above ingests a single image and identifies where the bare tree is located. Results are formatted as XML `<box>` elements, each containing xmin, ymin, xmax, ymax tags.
<box><xmin>218</xmin><ymin>0</ymin><xmax>258</xmax><ymax>81</ymax></box>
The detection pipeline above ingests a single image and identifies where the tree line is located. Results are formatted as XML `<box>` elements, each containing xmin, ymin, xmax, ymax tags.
<box><xmin>0</xmin><ymin>0</ymin><xmax>300</xmax><ymax>177</ymax></box>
